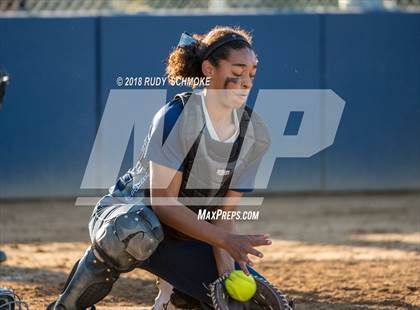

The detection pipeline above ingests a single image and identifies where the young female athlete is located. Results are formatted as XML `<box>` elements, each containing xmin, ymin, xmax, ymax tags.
<box><xmin>48</xmin><ymin>26</ymin><xmax>273</xmax><ymax>310</ymax></box>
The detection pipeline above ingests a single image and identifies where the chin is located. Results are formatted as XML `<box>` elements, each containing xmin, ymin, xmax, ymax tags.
<box><xmin>233</xmin><ymin>96</ymin><xmax>248</xmax><ymax>108</ymax></box>
<box><xmin>224</xmin><ymin>94</ymin><xmax>246</xmax><ymax>108</ymax></box>
<box><xmin>234</xmin><ymin>100</ymin><xmax>246</xmax><ymax>109</ymax></box>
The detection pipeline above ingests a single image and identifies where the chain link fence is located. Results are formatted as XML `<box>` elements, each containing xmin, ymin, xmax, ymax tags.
<box><xmin>0</xmin><ymin>0</ymin><xmax>419</xmax><ymax>15</ymax></box>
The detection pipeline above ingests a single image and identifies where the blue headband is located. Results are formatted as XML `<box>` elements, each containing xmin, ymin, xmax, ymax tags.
<box><xmin>177</xmin><ymin>31</ymin><xmax>250</xmax><ymax>60</ymax></box>
<box><xmin>177</xmin><ymin>32</ymin><xmax>198</xmax><ymax>48</ymax></box>
<box><xmin>202</xmin><ymin>33</ymin><xmax>249</xmax><ymax>60</ymax></box>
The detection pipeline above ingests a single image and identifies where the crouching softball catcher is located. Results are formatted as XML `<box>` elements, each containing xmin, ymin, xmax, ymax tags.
<box><xmin>48</xmin><ymin>26</ymin><xmax>292</xmax><ymax>310</ymax></box>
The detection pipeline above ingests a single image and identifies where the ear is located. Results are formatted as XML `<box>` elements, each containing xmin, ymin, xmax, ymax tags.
<box><xmin>201</xmin><ymin>60</ymin><xmax>214</xmax><ymax>77</ymax></box>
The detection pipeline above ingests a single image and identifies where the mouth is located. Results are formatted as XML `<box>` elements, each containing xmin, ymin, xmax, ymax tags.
<box><xmin>234</xmin><ymin>92</ymin><xmax>249</xmax><ymax>100</ymax></box>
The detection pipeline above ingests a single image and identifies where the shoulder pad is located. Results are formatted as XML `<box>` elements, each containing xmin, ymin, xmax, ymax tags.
<box><xmin>173</xmin><ymin>92</ymin><xmax>192</xmax><ymax>106</ymax></box>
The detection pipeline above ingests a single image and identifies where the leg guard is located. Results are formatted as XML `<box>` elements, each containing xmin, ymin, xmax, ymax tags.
<box><xmin>49</xmin><ymin>204</ymin><xmax>164</xmax><ymax>310</ymax></box>
<box><xmin>49</xmin><ymin>246</ymin><xmax>119</xmax><ymax>310</ymax></box>
<box><xmin>91</xmin><ymin>204</ymin><xmax>164</xmax><ymax>272</ymax></box>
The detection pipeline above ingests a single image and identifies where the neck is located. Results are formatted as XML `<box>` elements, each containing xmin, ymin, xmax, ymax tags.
<box><xmin>203</xmin><ymin>88</ymin><xmax>234</xmax><ymax>125</ymax></box>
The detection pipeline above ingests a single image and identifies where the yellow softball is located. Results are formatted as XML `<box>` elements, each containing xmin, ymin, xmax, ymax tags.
<box><xmin>224</xmin><ymin>270</ymin><xmax>257</xmax><ymax>302</ymax></box>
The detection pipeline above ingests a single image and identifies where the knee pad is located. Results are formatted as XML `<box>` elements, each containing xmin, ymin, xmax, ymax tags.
<box><xmin>93</xmin><ymin>205</ymin><xmax>164</xmax><ymax>272</ymax></box>
<box><xmin>52</xmin><ymin>246</ymin><xmax>119</xmax><ymax>310</ymax></box>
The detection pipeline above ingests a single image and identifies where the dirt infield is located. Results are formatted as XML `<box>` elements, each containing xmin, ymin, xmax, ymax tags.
<box><xmin>1</xmin><ymin>193</ymin><xmax>419</xmax><ymax>309</ymax></box>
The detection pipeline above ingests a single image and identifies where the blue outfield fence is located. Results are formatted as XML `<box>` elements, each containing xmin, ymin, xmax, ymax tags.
<box><xmin>0</xmin><ymin>12</ymin><xmax>419</xmax><ymax>198</ymax></box>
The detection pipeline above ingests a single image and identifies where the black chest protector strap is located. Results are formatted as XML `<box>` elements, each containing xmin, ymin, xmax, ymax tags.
<box><xmin>173</xmin><ymin>92</ymin><xmax>206</xmax><ymax>197</ymax></box>
<box><xmin>112</xmin><ymin>92</ymin><xmax>270</xmax><ymax>205</ymax></box>
<box><xmin>174</xmin><ymin>92</ymin><xmax>265</xmax><ymax>199</ymax></box>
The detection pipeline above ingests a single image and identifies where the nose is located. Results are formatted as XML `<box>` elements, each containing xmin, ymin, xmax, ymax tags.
<box><xmin>241</xmin><ymin>75</ymin><xmax>253</xmax><ymax>89</ymax></box>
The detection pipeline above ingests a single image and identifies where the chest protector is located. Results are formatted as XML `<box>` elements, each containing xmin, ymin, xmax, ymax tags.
<box><xmin>110</xmin><ymin>92</ymin><xmax>270</xmax><ymax>213</ymax></box>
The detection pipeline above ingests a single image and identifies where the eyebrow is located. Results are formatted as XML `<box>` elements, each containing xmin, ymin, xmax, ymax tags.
<box><xmin>232</xmin><ymin>63</ymin><xmax>258</xmax><ymax>68</ymax></box>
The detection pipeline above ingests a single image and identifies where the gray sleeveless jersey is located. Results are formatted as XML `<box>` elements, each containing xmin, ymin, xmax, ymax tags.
<box><xmin>109</xmin><ymin>92</ymin><xmax>270</xmax><ymax>213</ymax></box>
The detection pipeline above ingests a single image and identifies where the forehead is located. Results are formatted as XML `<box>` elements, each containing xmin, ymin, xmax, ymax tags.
<box><xmin>226</xmin><ymin>48</ymin><xmax>258</xmax><ymax>67</ymax></box>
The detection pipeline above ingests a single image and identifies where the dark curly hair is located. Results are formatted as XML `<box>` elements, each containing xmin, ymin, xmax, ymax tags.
<box><xmin>166</xmin><ymin>26</ymin><xmax>253</xmax><ymax>87</ymax></box>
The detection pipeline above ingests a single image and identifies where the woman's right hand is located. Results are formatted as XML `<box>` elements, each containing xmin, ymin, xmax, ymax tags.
<box><xmin>221</xmin><ymin>233</ymin><xmax>272</xmax><ymax>275</ymax></box>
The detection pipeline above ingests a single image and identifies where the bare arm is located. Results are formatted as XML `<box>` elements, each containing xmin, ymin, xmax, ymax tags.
<box><xmin>212</xmin><ymin>190</ymin><xmax>238</xmax><ymax>276</ymax></box>
<box><xmin>212</xmin><ymin>190</ymin><xmax>266</xmax><ymax>275</ymax></box>
<box><xmin>149</xmin><ymin>161</ymin><xmax>271</xmax><ymax>274</ymax></box>
<box><xmin>149</xmin><ymin>161</ymin><xmax>228</xmax><ymax>248</ymax></box>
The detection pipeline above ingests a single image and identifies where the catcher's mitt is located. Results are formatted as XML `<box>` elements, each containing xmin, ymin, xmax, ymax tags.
<box><xmin>209</xmin><ymin>274</ymin><xmax>293</xmax><ymax>310</ymax></box>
